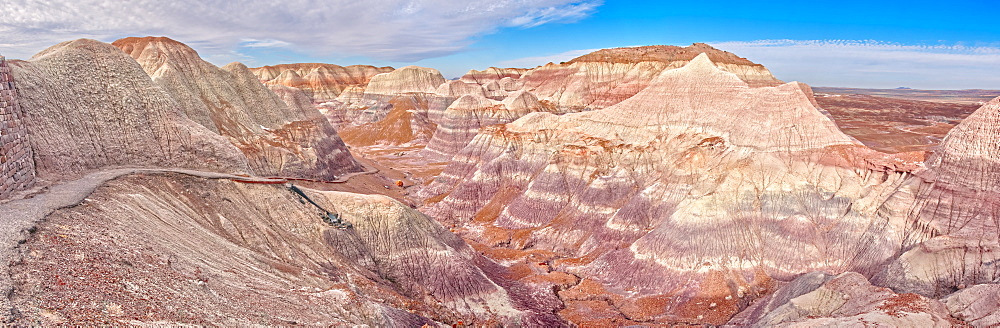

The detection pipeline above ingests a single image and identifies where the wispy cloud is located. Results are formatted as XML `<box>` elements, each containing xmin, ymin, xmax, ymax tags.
<box><xmin>711</xmin><ymin>40</ymin><xmax>1000</xmax><ymax>89</ymax></box>
<box><xmin>507</xmin><ymin>1</ymin><xmax>602</xmax><ymax>28</ymax></box>
<box><xmin>0</xmin><ymin>0</ymin><xmax>602</xmax><ymax>63</ymax></box>
<box><xmin>497</xmin><ymin>48</ymin><xmax>600</xmax><ymax>68</ymax></box>
<box><xmin>239</xmin><ymin>39</ymin><xmax>292</xmax><ymax>48</ymax></box>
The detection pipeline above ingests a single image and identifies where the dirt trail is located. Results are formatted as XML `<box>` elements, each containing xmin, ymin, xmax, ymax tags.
<box><xmin>0</xmin><ymin>166</ymin><xmax>378</xmax><ymax>321</ymax></box>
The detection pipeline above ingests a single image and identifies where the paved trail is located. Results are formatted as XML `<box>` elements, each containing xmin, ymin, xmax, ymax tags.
<box><xmin>0</xmin><ymin>166</ymin><xmax>377</xmax><ymax>321</ymax></box>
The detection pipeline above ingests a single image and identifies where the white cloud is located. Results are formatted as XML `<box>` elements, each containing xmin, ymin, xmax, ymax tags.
<box><xmin>507</xmin><ymin>1</ymin><xmax>601</xmax><ymax>28</ymax></box>
<box><xmin>0</xmin><ymin>0</ymin><xmax>601</xmax><ymax>63</ymax></box>
<box><xmin>710</xmin><ymin>40</ymin><xmax>1000</xmax><ymax>89</ymax></box>
<box><xmin>239</xmin><ymin>39</ymin><xmax>292</xmax><ymax>48</ymax></box>
<box><xmin>497</xmin><ymin>48</ymin><xmax>600</xmax><ymax>68</ymax></box>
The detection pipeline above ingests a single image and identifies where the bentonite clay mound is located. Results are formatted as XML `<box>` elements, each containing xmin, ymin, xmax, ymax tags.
<box><xmin>112</xmin><ymin>36</ymin><xmax>362</xmax><ymax>179</ymax></box>
<box><xmin>459</xmin><ymin>67</ymin><xmax>529</xmax><ymax>84</ymax></box>
<box><xmin>9</xmin><ymin>39</ymin><xmax>250</xmax><ymax>180</ymax></box>
<box><xmin>516</xmin><ymin>43</ymin><xmax>784</xmax><ymax>111</ymax></box>
<box><xmin>872</xmin><ymin>96</ymin><xmax>1000</xmax><ymax>299</ymax></box>
<box><xmin>416</xmin><ymin>54</ymin><xmax>939</xmax><ymax>325</ymax></box>
<box><xmin>9</xmin><ymin>173</ymin><xmax>566</xmax><ymax>327</ymax></box>
<box><xmin>728</xmin><ymin>272</ymin><xmax>962</xmax><ymax>327</ymax></box>
<box><xmin>250</xmin><ymin>63</ymin><xmax>393</xmax><ymax>102</ymax></box>
<box><xmin>5</xmin><ymin>34</ymin><xmax>1000</xmax><ymax>327</ymax></box>
<box><xmin>365</xmin><ymin>66</ymin><xmax>447</xmax><ymax>96</ymax></box>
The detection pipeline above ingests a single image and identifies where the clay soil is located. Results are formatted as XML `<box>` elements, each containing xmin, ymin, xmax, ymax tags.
<box><xmin>333</xmin><ymin>89</ymin><xmax>990</xmax><ymax>326</ymax></box>
<box><xmin>814</xmin><ymin>87</ymin><xmax>1000</xmax><ymax>105</ymax></box>
<box><xmin>817</xmin><ymin>93</ymin><xmax>980</xmax><ymax>153</ymax></box>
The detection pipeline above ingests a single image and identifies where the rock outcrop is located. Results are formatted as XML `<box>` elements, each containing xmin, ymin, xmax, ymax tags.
<box><xmin>517</xmin><ymin>43</ymin><xmax>783</xmax><ymax>110</ymax></box>
<box><xmin>9</xmin><ymin>39</ymin><xmax>250</xmax><ymax>179</ymax></box>
<box><xmin>10</xmin><ymin>36</ymin><xmax>1000</xmax><ymax>326</ymax></box>
<box><xmin>365</xmin><ymin>66</ymin><xmax>446</xmax><ymax>96</ymax></box>
<box><xmin>0</xmin><ymin>56</ymin><xmax>34</xmax><ymax>199</ymax></box>
<box><xmin>418</xmin><ymin>54</ymin><xmax>918</xmax><ymax>325</ymax></box>
<box><xmin>9</xmin><ymin>173</ymin><xmax>565</xmax><ymax>326</ymax></box>
<box><xmin>338</xmin><ymin>94</ymin><xmax>439</xmax><ymax>147</ymax></box>
<box><xmin>435</xmin><ymin>80</ymin><xmax>488</xmax><ymax>98</ymax></box>
<box><xmin>875</xmin><ymin>96</ymin><xmax>1000</xmax><ymax>297</ymax></box>
<box><xmin>112</xmin><ymin>37</ymin><xmax>361</xmax><ymax>179</ymax></box>
<box><xmin>941</xmin><ymin>284</ymin><xmax>1000</xmax><ymax>327</ymax></box>
<box><xmin>729</xmin><ymin>272</ymin><xmax>960</xmax><ymax>327</ymax></box>
<box><xmin>460</xmin><ymin>67</ymin><xmax>529</xmax><ymax>84</ymax></box>
<box><xmin>567</xmin><ymin>43</ymin><xmax>781</xmax><ymax>87</ymax></box>
<box><xmin>321</xmin><ymin>66</ymin><xmax>448</xmax><ymax>141</ymax></box>
<box><xmin>421</xmin><ymin>92</ymin><xmax>557</xmax><ymax>161</ymax></box>
<box><xmin>250</xmin><ymin>63</ymin><xmax>393</xmax><ymax>102</ymax></box>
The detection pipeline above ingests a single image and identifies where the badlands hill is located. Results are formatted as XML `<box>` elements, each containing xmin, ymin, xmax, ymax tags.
<box><xmin>308</xmin><ymin>44</ymin><xmax>783</xmax><ymax>177</ymax></box>
<box><xmin>0</xmin><ymin>38</ymin><xmax>567</xmax><ymax>326</ymax></box>
<box><xmin>518</xmin><ymin>43</ymin><xmax>783</xmax><ymax>110</ymax></box>
<box><xmin>113</xmin><ymin>37</ymin><xmax>361</xmax><ymax>179</ymax></box>
<box><xmin>3</xmin><ymin>37</ymin><xmax>1000</xmax><ymax>327</ymax></box>
<box><xmin>9</xmin><ymin>39</ymin><xmax>249</xmax><ymax>180</ymax></box>
<box><xmin>418</xmin><ymin>54</ymin><xmax>1000</xmax><ymax>326</ymax></box>
<box><xmin>251</xmin><ymin>63</ymin><xmax>393</xmax><ymax>102</ymax></box>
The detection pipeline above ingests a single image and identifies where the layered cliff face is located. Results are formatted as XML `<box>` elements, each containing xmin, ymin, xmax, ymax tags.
<box><xmin>9</xmin><ymin>173</ymin><xmax>565</xmax><ymax>326</ymax></box>
<box><xmin>323</xmin><ymin>66</ymin><xmax>448</xmax><ymax>129</ymax></box>
<box><xmin>516</xmin><ymin>43</ymin><xmax>783</xmax><ymax>111</ymax></box>
<box><xmin>338</xmin><ymin>94</ymin><xmax>439</xmax><ymax>147</ymax></box>
<box><xmin>421</xmin><ymin>92</ymin><xmax>558</xmax><ymax>161</ymax></box>
<box><xmin>0</xmin><ymin>56</ymin><xmax>35</xmax><ymax>198</ymax></box>
<box><xmin>460</xmin><ymin>67</ymin><xmax>529</xmax><ymax>84</ymax></box>
<box><xmin>250</xmin><ymin>63</ymin><xmax>393</xmax><ymax>102</ymax></box>
<box><xmin>9</xmin><ymin>39</ymin><xmax>250</xmax><ymax>180</ymax></box>
<box><xmin>418</xmin><ymin>54</ymin><xmax>922</xmax><ymax>325</ymax></box>
<box><xmin>874</xmin><ymin>96</ymin><xmax>1000</xmax><ymax>297</ymax></box>
<box><xmin>365</xmin><ymin>66</ymin><xmax>447</xmax><ymax>96</ymax></box>
<box><xmin>729</xmin><ymin>272</ymin><xmax>961</xmax><ymax>327</ymax></box>
<box><xmin>112</xmin><ymin>37</ymin><xmax>361</xmax><ymax>179</ymax></box>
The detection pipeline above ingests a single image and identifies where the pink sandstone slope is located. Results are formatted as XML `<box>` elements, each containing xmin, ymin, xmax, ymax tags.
<box><xmin>873</xmin><ymin>96</ymin><xmax>1000</xmax><ymax>298</ymax></box>
<box><xmin>418</xmin><ymin>54</ymin><xmax>922</xmax><ymax>325</ymax></box>
<box><xmin>8</xmin><ymin>173</ymin><xmax>566</xmax><ymax>326</ymax></box>
<box><xmin>113</xmin><ymin>36</ymin><xmax>361</xmax><ymax>179</ymax></box>
<box><xmin>516</xmin><ymin>43</ymin><xmax>783</xmax><ymax>111</ymax></box>
<box><xmin>9</xmin><ymin>39</ymin><xmax>249</xmax><ymax>179</ymax></box>
<box><xmin>250</xmin><ymin>63</ymin><xmax>393</xmax><ymax>102</ymax></box>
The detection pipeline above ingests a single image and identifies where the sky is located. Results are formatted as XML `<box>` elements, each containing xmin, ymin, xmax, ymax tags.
<box><xmin>1</xmin><ymin>0</ymin><xmax>997</xmax><ymax>89</ymax></box>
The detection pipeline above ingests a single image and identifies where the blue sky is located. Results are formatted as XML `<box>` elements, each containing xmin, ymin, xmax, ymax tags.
<box><xmin>2</xmin><ymin>0</ymin><xmax>997</xmax><ymax>88</ymax></box>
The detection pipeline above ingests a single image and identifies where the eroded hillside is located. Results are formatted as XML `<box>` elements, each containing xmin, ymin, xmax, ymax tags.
<box><xmin>2</xmin><ymin>39</ymin><xmax>999</xmax><ymax>327</ymax></box>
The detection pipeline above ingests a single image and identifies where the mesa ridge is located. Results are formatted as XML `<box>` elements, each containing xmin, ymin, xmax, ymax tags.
<box><xmin>0</xmin><ymin>38</ymin><xmax>998</xmax><ymax>327</ymax></box>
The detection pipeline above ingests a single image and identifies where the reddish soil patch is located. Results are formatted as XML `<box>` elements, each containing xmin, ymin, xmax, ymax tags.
<box><xmin>340</xmin><ymin>97</ymin><xmax>436</xmax><ymax>146</ymax></box>
<box><xmin>817</xmin><ymin>93</ymin><xmax>980</xmax><ymax>153</ymax></box>
<box><xmin>814</xmin><ymin>87</ymin><xmax>1000</xmax><ymax>105</ymax></box>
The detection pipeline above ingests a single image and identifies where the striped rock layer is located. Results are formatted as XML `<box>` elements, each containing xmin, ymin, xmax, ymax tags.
<box><xmin>9</xmin><ymin>173</ymin><xmax>566</xmax><ymax>326</ymax></box>
<box><xmin>113</xmin><ymin>37</ymin><xmax>361</xmax><ymax>179</ymax></box>
<box><xmin>516</xmin><ymin>43</ymin><xmax>783</xmax><ymax>111</ymax></box>
<box><xmin>250</xmin><ymin>63</ymin><xmax>393</xmax><ymax>102</ymax></box>
<box><xmin>9</xmin><ymin>39</ymin><xmax>251</xmax><ymax>180</ymax></box>
<box><xmin>420</xmin><ymin>92</ymin><xmax>561</xmax><ymax>161</ymax></box>
<box><xmin>419</xmin><ymin>54</ymin><xmax>943</xmax><ymax>325</ymax></box>
<box><xmin>874</xmin><ymin>96</ymin><xmax>1000</xmax><ymax>297</ymax></box>
<box><xmin>326</xmin><ymin>66</ymin><xmax>453</xmax><ymax>146</ymax></box>
<box><xmin>0</xmin><ymin>56</ymin><xmax>35</xmax><ymax>198</ymax></box>
<box><xmin>728</xmin><ymin>272</ymin><xmax>961</xmax><ymax>327</ymax></box>
<box><xmin>281</xmin><ymin>45</ymin><xmax>779</xmax><ymax>167</ymax></box>
<box><xmin>460</xmin><ymin>67</ymin><xmax>529</xmax><ymax>84</ymax></box>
